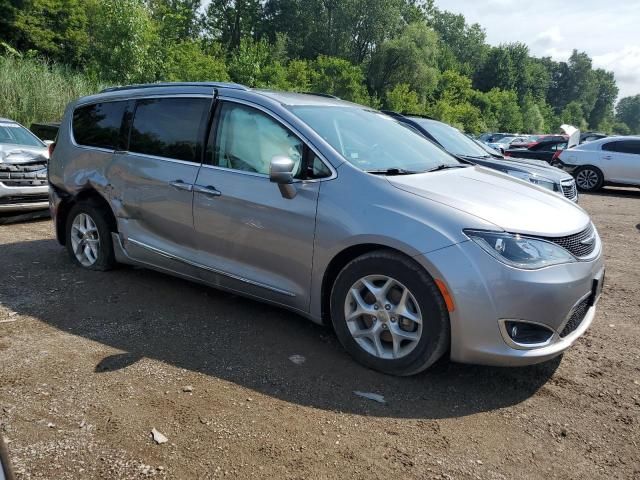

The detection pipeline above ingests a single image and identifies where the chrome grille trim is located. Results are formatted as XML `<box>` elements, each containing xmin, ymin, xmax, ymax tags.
<box><xmin>540</xmin><ymin>223</ymin><xmax>597</xmax><ymax>258</ymax></box>
<box><xmin>560</xmin><ymin>179</ymin><xmax>578</xmax><ymax>200</ymax></box>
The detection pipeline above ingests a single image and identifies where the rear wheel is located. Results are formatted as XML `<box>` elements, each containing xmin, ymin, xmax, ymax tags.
<box><xmin>574</xmin><ymin>166</ymin><xmax>604</xmax><ymax>192</ymax></box>
<box><xmin>65</xmin><ymin>202</ymin><xmax>115</xmax><ymax>271</ymax></box>
<box><xmin>330</xmin><ymin>250</ymin><xmax>450</xmax><ymax>376</ymax></box>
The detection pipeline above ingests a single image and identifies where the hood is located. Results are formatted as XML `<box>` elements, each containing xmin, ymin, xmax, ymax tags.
<box><xmin>560</xmin><ymin>124</ymin><xmax>580</xmax><ymax>149</ymax></box>
<box><xmin>387</xmin><ymin>166</ymin><xmax>589</xmax><ymax>237</ymax></box>
<box><xmin>0</xmin><ymin>143</ymin><xmax>49</xmax><ymax>164</ymax></box>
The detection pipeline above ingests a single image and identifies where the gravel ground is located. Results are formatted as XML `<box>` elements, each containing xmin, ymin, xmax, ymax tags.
<box><xmin>1</xmin><ymin>189</ymin><xmax>639</xmax><ymax>479</ymax></box>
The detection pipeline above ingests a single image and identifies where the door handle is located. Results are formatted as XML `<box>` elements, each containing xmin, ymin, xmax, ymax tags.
<box><xmin>169</xmin><ymin>180</ymin><xmax>193</xmax><ymax>192</ymax></box>
<box><xmin>603</xmin><ymin>155</ymin><xmax>612</xmax><ymax>160</ymax></box>
<box><xmin>193</xmin><ymin>184</ymin><xmax>222</xmax><ymax>197</ymax></box>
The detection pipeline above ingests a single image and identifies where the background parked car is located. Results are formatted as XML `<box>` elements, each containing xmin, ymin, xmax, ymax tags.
<box><xmin>580</xmin><ymin>132</ymin><xmax>608</xmax><ymax>144</ymax></box>
<box><xmin>30</xmin><ymin>122</ymin><xmax>60</xmax><ymax>142</ymax></box>
<box><xmin>384</xmin><ymin>112</ymin><xmax>578</xmax><ymax>202</ymax></box>
<box><xmin>478</xmin><ymin>132</ymin><xmax>512</xmax><ymax>143</ymax></box>
<box><xmin>509</xmin><ymin>134</ymin><xmax>568</xmax><ymax>149</ymax></box>
<box><xmin>486</xmin><ymin>135</ymin><xmax>529</xmax><ymax>154</ymax></box>
<box><xmin>556</xmin><ymin>136</ymin><xmax>640</xmax><ymax>192</ymax></box>
<box><xmin>0</xmin><ymin>118</ymin><xmax>50</xmax><ymax>212</ymax></box>
<box><xmin>504</xmin><ymin>139</ymin><xmax>568</xmax><ymax>163</ymax></box>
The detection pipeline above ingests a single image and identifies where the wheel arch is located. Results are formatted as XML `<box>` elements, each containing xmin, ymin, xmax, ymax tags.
<box><xmin>56</xmin><ymin>188</ymin><xmax>117</xmax><ymax>245</ymax></box>
<box><xmin>320</xmin><ymin>243</ymin><xmax>429</xmax><ymax>326</ymax></box>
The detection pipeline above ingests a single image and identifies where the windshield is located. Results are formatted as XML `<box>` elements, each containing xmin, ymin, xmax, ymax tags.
<box><xmin>289</xmin><ymin>106</ymin><xmax>459</xmax><ymax>172</ymax></box>
<box><xmin>411</xmin><ymin>118</ymin><xmax>490</xmax><ymax>158</ymax></box>
<box><xmin>0</xmin><ymin>122</ymin><xmax>45</xmax><ymax>147</ymax></box>
<box><xmin>496</xmin><ymin>136</ymin><xmax>515</xmax><ymax>144</ymax></box>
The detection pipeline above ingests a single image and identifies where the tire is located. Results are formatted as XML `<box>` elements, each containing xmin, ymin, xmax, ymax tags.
<box><xmin>574</xmin><ymin>166</ymin><xmax>604</xmax><ymax>192</ymax></box>
<box><xmin>65</xmin><ymin>201</ymin><xmax>115</xmax><ymax>271</ymax></box>
<box><xmin>330</xmin><ymin>250</ymin><xmax>450</xmax><ymax>376</ymax></box>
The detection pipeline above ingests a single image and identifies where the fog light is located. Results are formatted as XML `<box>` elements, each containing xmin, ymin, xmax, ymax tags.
<box><xmin>504</xmin><ymin>320</ymin><xmax>554</xmax><ymax>345</ymax></box>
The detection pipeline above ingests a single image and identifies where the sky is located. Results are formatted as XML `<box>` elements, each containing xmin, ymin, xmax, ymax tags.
<box><xmin>436</xmin><ymin>0</ymin><xmax>640</xmax><ymax>100</ymax></box>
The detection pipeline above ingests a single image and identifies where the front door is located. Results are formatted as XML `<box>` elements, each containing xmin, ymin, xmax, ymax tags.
<box><xmin>109</xmin><ymin>96</ymin><xmax>210</xmax><ymax>274</ymax></box>
<box><xmin>192</xmin><ymin>100</ymin><xmax>323</xmax><ymax>312</ymax></box>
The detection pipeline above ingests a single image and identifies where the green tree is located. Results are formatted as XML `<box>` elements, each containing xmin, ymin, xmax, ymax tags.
<box><xmin>204</xmin><ymin>0</ymin><xmax>262</xmax><ymax>51</ymax></box>
<box><xmin>308</xmin><ymin>55</ymin><xmax>370</xmax><ymax>104</ymax></box>
<box><xmin>588</xmin><ymin>69</ymin><xmax>618</xmax><ymax>130</ymax></box>
<box><xmin>11</xmin><ymin>0</ymin><xmax>89</xmax><ymax>66</ymax></box>
<box><xmin>368</xmin><ymin>22</ymin><xmax>439</xmax><ymax>100</ymax></box>
<box><xmin>228</xmin><ymin>37</ymin><xmax>288</xmax><ymax>88</ymax></box>
<box><xmin>521</xmin><ymin>94</ymin><xmax>545</xmax><ymax>133</ymax></box>
<box><xmin>148</xmin><ymin>0</ymin><xmax>202</xmax><ymax>44</ymax></box>
<box><xmin>616</xmin><ymin>95</ymin><xmax>640</xmax><ymax>134</ymax></box>
<box><xmin>425</xmin><ymin>4</ymin><xmax>488</xmax><ymax>76</ymax></box>
<box><xmin>86</xmin><ymin>0</ymin><xmax>159</xmax><ymax>84</ymax></box>
<box><xmin>474</xmin><ymin>46</ymin><xmax>515</xmax><ymax>93</ymax></box>
<box><xmin>560</xmin><ymin>100</ymin><xmax>587</xmax><ymax>130</ymax></box>
<box><xmin>482</xmin><ymin>88</ymin><xmax>523</xmax><ymax>132</ymax></box>
<box><xmin>385</xmin><ymin>83</ymin><xmax>422</xmax><ymax>113</ymax></box>
<box><xmin>163</xmin><ymin>41</ymin><xmax>229</xmax><ymax>82</ymax></box>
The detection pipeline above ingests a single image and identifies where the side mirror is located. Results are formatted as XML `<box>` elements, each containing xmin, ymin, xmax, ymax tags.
<box><xmin>269</xmin><ymin>156</ymin><xmax>297</xmax><ymax>199</ymax></box>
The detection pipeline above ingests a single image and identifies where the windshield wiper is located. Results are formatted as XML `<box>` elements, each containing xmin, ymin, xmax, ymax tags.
<box><xmin>426</xmin><ymin>164</ymin><xmax>469</xmax><ymax>172</ymax></box>
<box><xmin>365</xmin><ymin>168</ymin><xmax>420</xmax><ymax>176</ymax></box>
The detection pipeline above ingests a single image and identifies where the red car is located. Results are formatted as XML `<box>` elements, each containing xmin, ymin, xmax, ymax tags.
<box><xmin>510</xmin><ymin>135</ymin><xmax>568</xmax><ymax>149</ymax></box>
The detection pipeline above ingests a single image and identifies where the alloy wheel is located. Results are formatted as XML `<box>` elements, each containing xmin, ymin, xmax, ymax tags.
<box><xmin>70</xmin><ymin>213</ymin><xmax>101</xmax><ymax>267</ymax></box>
<box><xmin>576</xmin><ymin>169</ymin><xmax>599</xmax><ymax>190</ymax></box>
<box><xmin>343</xmin><ymin>274</ymin><xmax>423</xmax><ymax>360</ymax></box>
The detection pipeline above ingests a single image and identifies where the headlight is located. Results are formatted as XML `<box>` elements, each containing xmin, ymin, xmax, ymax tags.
<box><xmin>507</xmin><ymin>170</ymin><xmax>556</xmax><ymax>191</ymax></box>
<box><xmin>465</xmin><ymin>230</ymin><xmax>576</xmax><ymax>269</ymax></box>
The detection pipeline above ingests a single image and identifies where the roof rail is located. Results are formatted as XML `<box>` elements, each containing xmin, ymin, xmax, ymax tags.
<box><xmin>100</xmin><ymin>82</ymin><xmax>249</xmax><ymax>94</ymax></box>
<box><xmin>301</xmin><ymin>91</ymin><xmax>340</xmax><ymax>99</ymax></box>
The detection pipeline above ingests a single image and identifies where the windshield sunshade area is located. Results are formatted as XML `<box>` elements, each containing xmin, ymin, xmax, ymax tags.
<box><xmin>0</xmin><ymin>122</ymin><xmax>45</xmax><ymax>147</ymax></box>
<box><xmin>289</xmin><ymin>106</ymin><xmax>460</xmax><ymax>173</ymax></box>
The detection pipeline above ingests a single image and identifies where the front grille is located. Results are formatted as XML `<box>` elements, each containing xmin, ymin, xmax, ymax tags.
<box><xmin>542</xmin><ymin>224</ymin><xmax>597</xmax><ymax>258</ymax></box>
<box><xmin>560</xmin><ymin>297</ymin><xmax>590</xmax><ymax>337</ymax></box>
<box><xmin>561</xmin><ymin>180</ymin><xmax>577</xmax><ymax>200</ymax></box>
<box><xmin>0</xmin><ymin>161</ymin><xmax>48</xmax><ymax>187</ymax></box>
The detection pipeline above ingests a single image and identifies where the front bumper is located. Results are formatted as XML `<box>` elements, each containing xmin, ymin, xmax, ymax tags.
<box><xmin>419</xmin><ymin>237</ymin><xmax>604</xmax><ymax>367</ymax></box>
<box><xmin>0</xmin><ymin>183</ymin><xmax>49</xmax><ymax>212</ymax></box>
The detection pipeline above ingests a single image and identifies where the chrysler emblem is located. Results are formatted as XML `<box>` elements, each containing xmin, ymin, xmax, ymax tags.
<box><xmin>580</xmin><ymin>233</ymin><xmax>596</xmax><ymax>246</ymax></box>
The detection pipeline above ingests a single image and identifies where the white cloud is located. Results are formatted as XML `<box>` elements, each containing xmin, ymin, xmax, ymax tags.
<box><xmin>532</xmin><ymin>27</ymin><xmax>563</xmax><ymax>50</ymax></box>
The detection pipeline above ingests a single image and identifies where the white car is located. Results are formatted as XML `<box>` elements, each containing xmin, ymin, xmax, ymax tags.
<box><xmin>0</xmin><ymin>118</ymin><xmax>50</xmax><ymax>212</ymax></box>
<box><xmin>556</xmin><ymin>136</ymin><xmax>640</xmax><ymax>192</ymax></box>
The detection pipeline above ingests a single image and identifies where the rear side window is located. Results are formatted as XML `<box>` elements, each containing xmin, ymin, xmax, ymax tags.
<box><xmin>73</xmin><ymin>101</ymin><xmax>127</xmax><ymax>149</ymax></box>
<box><xmin>602</xmin><ymin>140</ymin><xmax>640</xmax><ymax>155</ymax></box>
<box><xmin>129</xmin><ymin>97</ymin><xmax>210</xmax><ymax>163</ymax></box>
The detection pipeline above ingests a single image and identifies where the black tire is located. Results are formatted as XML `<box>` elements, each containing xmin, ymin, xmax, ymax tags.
<box><xmin>65</xmin><ymin>201</ymin><xmax>116</xmax><ymax>271</ymax></box>
<box><xmin>330</xmin><ymin>250</ymin><xmax>450</xmax><ymax>376</ymax></box>
<box><xmin>574</xmin><ymin>166</ymin><xmax>604</xmax><ymax>192</ymax></box>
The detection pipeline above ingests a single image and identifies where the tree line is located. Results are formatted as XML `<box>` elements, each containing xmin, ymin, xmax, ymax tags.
<box><xmin>1</xmin><ymin>0</ymin><xmax>639</xmax><ymax>135</ymax></box>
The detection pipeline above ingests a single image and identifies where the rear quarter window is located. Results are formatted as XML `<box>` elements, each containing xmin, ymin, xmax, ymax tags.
<box><xmin>72</xmin><ymin>101</ymin><xmax>127</xmax><ymax>149</ymax></box>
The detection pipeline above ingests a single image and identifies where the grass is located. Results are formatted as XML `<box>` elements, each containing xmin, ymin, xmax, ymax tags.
<box><xmin>0</xmin><ymin>55</ymin><xmax>101</xmax><ymax>127</ymax></box>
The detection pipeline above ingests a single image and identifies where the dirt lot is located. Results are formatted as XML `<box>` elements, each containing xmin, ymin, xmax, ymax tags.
<box><xmin>1</xmin><ymin>189</ymin><xmax>639</xmax><ymax>479</ymax></box>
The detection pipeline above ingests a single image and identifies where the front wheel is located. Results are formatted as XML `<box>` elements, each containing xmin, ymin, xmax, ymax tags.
<box><xmin>65</xmin><ymin>202</ymin><xmax>115</xmax><ymax>271</ymax></box>
<box><xmin>574</xmin><ymin>166</ymin><xmax>604</xmax><ymax>192</ymax></box>
<box><xmin>330</xmin><ymin>250</ymin><xmax>450</xmax><ymax>376</ymax></box>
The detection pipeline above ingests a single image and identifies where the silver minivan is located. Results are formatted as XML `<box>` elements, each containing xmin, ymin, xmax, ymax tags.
<box><xmin>49</xmin><ymin>83</ymin><xmax>605</xmax><ymax>376</ymax></box>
